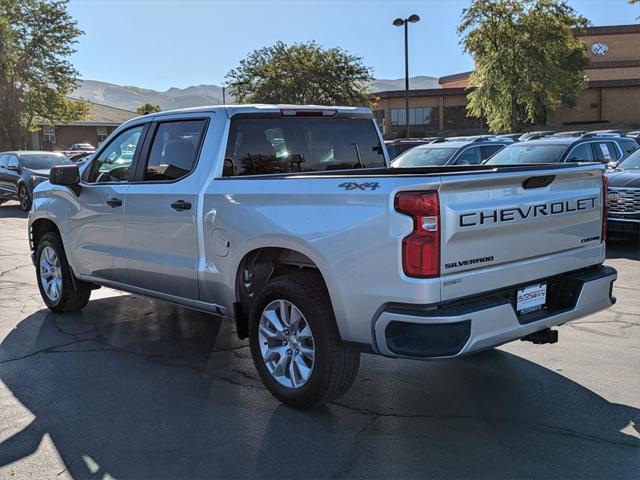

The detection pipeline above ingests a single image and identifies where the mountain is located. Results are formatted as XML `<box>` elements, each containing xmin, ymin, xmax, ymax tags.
<box><xmin>71</xmin><ymin>76</ymin><xmax>440</xmax><ymax>111</ymax></box>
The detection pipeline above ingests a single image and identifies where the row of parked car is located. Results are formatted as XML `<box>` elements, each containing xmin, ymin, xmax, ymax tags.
<box><xmin>2</xmin><ymin>128</ymin><xmax>639</xmax><ymax>235</ymax></box>
<box><xmin>385</xmin><ymin>130</ymin><xmax>640</xmax><ymax>234</ymax></box>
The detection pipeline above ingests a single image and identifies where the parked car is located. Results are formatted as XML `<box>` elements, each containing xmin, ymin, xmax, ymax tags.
<box><xmin>519</xmin><ymin>131</ymin><xmax>555</xmax><ymax>141</ymax></box>
<box><xmin>0</xmin><ymin>151</ymin><xmax>72</xmax><ymax>211</ymax></box>
<box><xmin>69</xmin><ymin>143</ymin><xmax>95</xmax><ymax>152</ymax></box>
<box><xmin>496</xmin><ymin>133</ymin><xmax>522</xmax><ymax>142</ymax></box>
<box><xmin>551</xmin><ymin>131</ymin><xmax>586</xmax><ymax>138</ymax></box>
<box><xmin>606</xmin><ymin>149</ymin><xmax>640</xmax><ymax>234</ymax></box>
<box><xmin>485</xmin><ymin>136</ymin><xmax>636</xmax><ymax>167</ymax></box>
<box><xmin>384</xmin><ymin>139</ymin><xmax>431</xmax><ymax>160</ymax></box>
<box><xmin>392</xmin><ymin>139</ymin><xmax>509</xmax><ymax>167</ymax></box>
<box><xmin>28</xmin><ymin>104</ymin><xmax>616</xmax><ymax>408</ymax></box>
<box><xmin>588</xmin><ymin>129</ymin><xmax>626</xmax><ymax>137</ymax></box>
<box><xmin>626</xmin><ymin>131</ymin><xmax>640</xmax><ymax>141</ymax></box>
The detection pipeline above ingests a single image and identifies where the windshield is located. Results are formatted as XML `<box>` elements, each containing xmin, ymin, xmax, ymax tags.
<box><xmin>618</xmin><ymin>149</ymin><xmax>640</xmax><ymax>169</ymax></box>
<box><xmin>485</xmin><ymin>144</ymin><xmax>568</xmax><ymax>165</ymax></box>
<box><xmin>224</xmin><ymin>117</ymin><xmax>385</xmax><ymax>176</ymax></box>
<box><xmin>392</xmin><ymin>147</ymin><xmax>458</xmax><ymax>167</ymax></box>
<box><xmin>20</xmin><ymin>153</ymin><xmax>72</xmax><ymax>170</ymax></box>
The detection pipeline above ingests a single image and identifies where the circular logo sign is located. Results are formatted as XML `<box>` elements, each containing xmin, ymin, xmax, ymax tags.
<box><xmin>591</xmin><ymin>42</ymin><xmax>608</xmax><ymax>56</ymax></box>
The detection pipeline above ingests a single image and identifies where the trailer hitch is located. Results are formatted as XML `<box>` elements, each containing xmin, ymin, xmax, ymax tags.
<box><xmin>521</xmin><ymin>328</ymin><xmax>558</xmax><ymax>345</ymax></box>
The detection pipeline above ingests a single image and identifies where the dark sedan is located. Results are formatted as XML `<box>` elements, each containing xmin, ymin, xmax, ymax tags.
<box><xmin>606</xmin><ymin>149</ymin><xmax>640</xmax><ymax>234</ymax></box>
<box><xmin>0</xmin><ymin>151</ymin><xmax>72</xmax><ymax>211</ymax></box>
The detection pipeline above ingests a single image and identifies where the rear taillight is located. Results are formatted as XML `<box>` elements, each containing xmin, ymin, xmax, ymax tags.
<box><xmin>394</xmin><ymin>191</ymin><xmax>440</xmax><ymax>278</ymax></box>
<box><xmin>602</xmin><ymin>175</ymin><xmax>608</xmax><ymax>242</ymax></box>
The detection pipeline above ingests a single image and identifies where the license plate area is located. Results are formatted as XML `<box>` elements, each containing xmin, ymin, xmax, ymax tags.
<box><xmin>517</xmin><ymin>283</ymin><xmax>547</xmax><ymax>314</ymax></box>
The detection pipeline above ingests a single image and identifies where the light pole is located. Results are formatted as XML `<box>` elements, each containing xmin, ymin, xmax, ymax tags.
<box><xmin>393</xmin><ymin>14</ymin><xmax>420</xmax><ymax>137</ymax></box>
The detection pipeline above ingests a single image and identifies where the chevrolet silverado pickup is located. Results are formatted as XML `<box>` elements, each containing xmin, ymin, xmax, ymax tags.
<box><xmin>28</xmin><ymin>105</ymin><xmax>617</xmax><ymax>408</ymax></box>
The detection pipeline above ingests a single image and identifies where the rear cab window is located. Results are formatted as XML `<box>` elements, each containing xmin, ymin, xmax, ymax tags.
<box><xmin>223</xmin><ymin>116</ymin><xmax>385</xmax><ymax>176</ymax></box>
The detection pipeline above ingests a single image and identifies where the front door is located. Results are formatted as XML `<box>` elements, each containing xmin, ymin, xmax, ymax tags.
<box><xmin>66</xmin><ymin>124</ymin><xmax>147</xmax><ymax>281</ymax></box>
<box><xmin>124</xmin><ymin>117</ymin><xmax>208</xmax><ymax>300</ymax></box>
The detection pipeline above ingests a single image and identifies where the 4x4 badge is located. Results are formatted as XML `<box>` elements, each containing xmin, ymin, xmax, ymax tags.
<box><xmin>339</xmin><ymin>182</ymin><xmax>380</xmax><ymax>191</ymax></box>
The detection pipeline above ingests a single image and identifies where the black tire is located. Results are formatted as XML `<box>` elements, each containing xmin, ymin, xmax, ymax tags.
<box><xmin>18</xmin><ymin>184</ymin><xmax>31</xmax><ymax>211</ymax></box>
<box><xmin>249</xmin><ymin>271</ymin><xmax>360</xmax><ymax>408</ymax></box>
<box><xmin>35</xmin><ymin>232</ymin><xmax>91</xmax><ymax>312</ymax></box>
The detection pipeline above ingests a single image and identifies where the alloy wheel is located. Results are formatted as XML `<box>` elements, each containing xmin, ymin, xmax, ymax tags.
<box><xmin>19</xmin><ymin>186</ymin><xmax>30</xmax><ymax>210</ymax></box>
<box><xmin>258</xmin><ymin>299</ymin><xmax>315</xmax><ymax>389</ymax></box>
<box><xmin>39</xmin><ymin>246</ymin><xmax>62</xmax><ymax>302</ymax></box>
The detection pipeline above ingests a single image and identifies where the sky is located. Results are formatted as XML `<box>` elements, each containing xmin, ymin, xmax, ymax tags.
<box><xmin>67</xmin><ymin>0</ymin><xmax>640</xmax><ymax>91</ymax></box>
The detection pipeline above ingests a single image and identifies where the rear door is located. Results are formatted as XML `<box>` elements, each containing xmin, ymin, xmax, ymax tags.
<box><xmin>438</xmin><ymin>166</ymin><xmax>604</xmax><ymax>299</ymax></box>
<box><xmin>123</xmin><ymin>115</ymin><xmax>209</xmax><ymax>300</ymax></box>
<box><xmin>0</xmin><ymin>154</ymin><xmax>11</xmax><ymax>197</ymax></box>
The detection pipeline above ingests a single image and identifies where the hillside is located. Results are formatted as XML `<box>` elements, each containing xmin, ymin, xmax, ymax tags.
<box><xmin>71</xmin><ymin>76</ymin><xmax>440</xmax><ymax>111</ymax></box>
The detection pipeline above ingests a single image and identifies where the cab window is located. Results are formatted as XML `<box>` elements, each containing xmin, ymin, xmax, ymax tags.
<box><xmin>593</xmin><ymin>142</ymin><xmax>620</xmax><ymax>163</ymax></box>
<box><xmin>86</xmin><ymin>126</ymin><xmax>144</xmax><ymax>183</ymax></box>
<box><xmin>567</xmin><ymin>143</ymin><xmax>594</xmax><ymax>162</ymax></box>
<box><xmin>143</xmin><ymin>120</ymin><xmax>206</xmax><ymax>181</ymax></box>
<box><xmin>620</xmin><ymin>139</ymin><xmax>639</xmax><ymax>155</ymax></box>
<box><xmin>455</xmin><ymin>147</ymin><xmax>482</xmax><ymax>165</ymax></box>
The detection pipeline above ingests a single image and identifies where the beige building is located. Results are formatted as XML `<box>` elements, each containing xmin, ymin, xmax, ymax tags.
<box><xmin>374</xmin><ymin>24</ymin><xmax>640</xmax><ymax>137</ymax></box>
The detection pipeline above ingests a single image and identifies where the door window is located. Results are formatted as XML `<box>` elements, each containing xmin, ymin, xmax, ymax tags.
<box><xmin>593</xmin><ymin>142</ymin><xmax>620</xmax><ymax>163</ymax></box>
<box><xmin>619</xmin><ymin>139</ymin><xmax>639</xmax><ymax>156</ymax></box>
<box><xmin>482</xmin><ymin>144</ymin><xmax>504</xmax><ymax>160</ymax></box>
<box><xmin>567</xmin><ymin>143</ymin><xmax>594</xmax><ymax>162</ymax></box>
<box><xmin>86</xmin><ymin>125</ymin><xmax>145</xmax><ymax>183</ymax></box>
<box><xmin>142</xmin><ymin>120</ymin><xmax>206</xmax><ymax>181</ymax></box>
<box><xmin>455</xmin><ymin>147</ymin><xmax>482</xmax><ymax>165</ymax></box>
<box><xmin>0</xmin><ymin>154</ymin><xmax>7</xmax><ymax>168</ymax></box>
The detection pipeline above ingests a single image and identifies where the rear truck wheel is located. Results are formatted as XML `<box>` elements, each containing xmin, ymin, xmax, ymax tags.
<box><xmin>35</xmin><ymin>232</ymin><xmax>91</xmax><ymax>312</ymax></box>
<box><xmin>249</xmin><ymin>271</ymin><xmax>360</xmax><ymax>409</ymax></box>
<box><xmin>18</xmin><ymin>184</ymin><xmax>31</xmax><ymax>211</ymax></box>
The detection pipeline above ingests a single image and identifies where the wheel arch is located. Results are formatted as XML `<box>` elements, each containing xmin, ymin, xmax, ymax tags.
<box><xmin>30</xmin><ymin>218</ymin><xmax>61</xmax><ymax>252</ymax></box>
<box><xmin>233</xmin><ymin>245</ymin><xmax>339</xmax><ymax>340</ymax></box>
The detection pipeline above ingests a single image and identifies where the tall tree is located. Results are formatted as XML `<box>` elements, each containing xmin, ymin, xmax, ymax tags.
<box><xmin>458</xmin><ymin>0</ymin><xmax>590</xmax><ymax>133</ymax></box>
<box><xmin>226</xmin><ymin>41</ymin><xmax>374</xmax><ymax>107</ymax></box>
<box><xmin>0</xmin><ymin>0</ymin><xmax>87</xmax><ymax>150</ymax></box>
<box><xmin>136</xmin><ymin>103</ymin><xmax>162</xmax><ymax>115</ymax></box>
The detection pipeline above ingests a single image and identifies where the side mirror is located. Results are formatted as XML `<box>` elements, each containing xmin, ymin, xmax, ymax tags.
<box><xmin>7</xmin><ymin>164</ymin><xmax>19</xmax><ymax>172</ymax></box>
<box><xmin>50</xmin><ymin>164</ymin><xmax>81</xmax><ymax>196</ymax></box>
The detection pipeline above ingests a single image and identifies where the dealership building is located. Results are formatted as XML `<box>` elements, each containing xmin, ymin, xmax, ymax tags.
<box><xmin>373</xmin><ymin>24</ymin><xmax>640</xmax><ymax>136</ymax></box>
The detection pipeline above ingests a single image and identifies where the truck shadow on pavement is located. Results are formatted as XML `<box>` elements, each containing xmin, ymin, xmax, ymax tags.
<box><xmin>0</xmin><ymin>294</ymin><xmax>638</xmax><ymax>479</ymax></box>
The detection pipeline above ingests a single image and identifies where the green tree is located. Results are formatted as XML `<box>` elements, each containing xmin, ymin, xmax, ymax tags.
<box><xmin>136</xmin><ymin>103</ymin><xmax>162</xmax><ymax>115</ymax></box>
<box><xmin>226</xmin><ymin>41</ymin><xmax>374</xmax><ymax>107</ymax></box>
<box><xmin>458</xmin><ymin>0</ymin><xmax>590</xmax><ymax>133</ymax></box>
<box><xmin>0</xmin><ymin>0</ymin><xmax>86</xmax><ymax>150</ymax></box>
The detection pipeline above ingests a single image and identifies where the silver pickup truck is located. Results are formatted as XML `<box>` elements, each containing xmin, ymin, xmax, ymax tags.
<box><xmin>28</xmin><ymin>105</ymin><xmax>617</xmax><ymax>408</ymax></box>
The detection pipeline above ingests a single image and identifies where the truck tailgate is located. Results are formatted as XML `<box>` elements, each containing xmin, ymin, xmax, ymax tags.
<box><xmin>438</xmin><ymin>165</ymin><xmax>605</xmax><ymax>299</ymax></box>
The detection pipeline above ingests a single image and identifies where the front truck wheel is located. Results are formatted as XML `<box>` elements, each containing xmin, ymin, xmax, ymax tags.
<box><xmin>249</xmin><ymin>271</ymin><xmax>360</xmax><ymax>408</ymax></box>
<box><xmin>35</xmin><ymin>232</ymin><xmax>92</xmax><ymax>312</ymax></box>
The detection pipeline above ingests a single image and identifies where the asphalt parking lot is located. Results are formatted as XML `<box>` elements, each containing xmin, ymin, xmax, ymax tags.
<box><xmin>0</xmin><ymin>200</ymin><xmax>638</xmax><ymax>479</ymax></box>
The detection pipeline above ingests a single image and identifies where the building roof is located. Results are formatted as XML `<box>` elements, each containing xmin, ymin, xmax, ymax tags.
<box><xmin>577</xmin><ymin>24</ymin><xmax>640</xmax><ymax>37</ymax></box>
<box><xmin>63</xmin><ymin>98</ymin><xmax>138</xmax><ymax>126</ymax></box>
<box><xmin>375</xmin><ymin>87</ymin><xmax>467</xmax><ymax>98</ymax></box>
<box><xmin>438</xmin><ymin>71</ymin><xmax>473</xmax><ymax>85</ymax></box>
